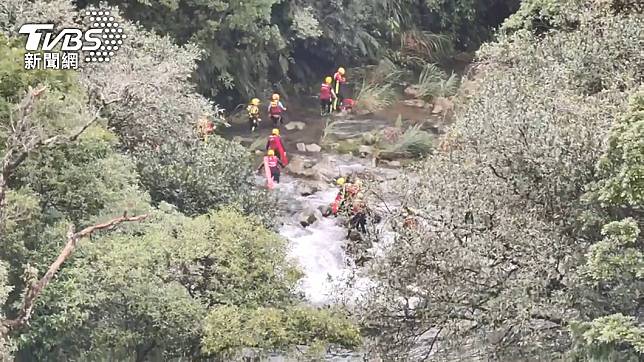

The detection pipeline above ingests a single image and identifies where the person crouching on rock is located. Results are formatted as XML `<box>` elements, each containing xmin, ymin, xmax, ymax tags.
<box><xmin>257</xmin><ymin>149</ymin><xmax>284</xmax><ymax>183</ymax></box>
<box><xmin>349</xmin><ymin>192</ymin><xmax>367</xmax><ymax>236</ymax></box>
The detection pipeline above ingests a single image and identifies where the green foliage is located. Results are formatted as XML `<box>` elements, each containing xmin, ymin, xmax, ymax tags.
<box><xmin>0</xmin><ymin>262</ymin><xmax>14</xmax><ymax>359</ymax></box>
<box><xmin>383</xmin><ymin>124</ymin><xmax>434</xmax><ymax>158</ymax></box>
<box><xmin>14</xmin><ymin>129</ymin><xmax>140</xmax><ymax>224</ymax></box>
<box><xmin>593</xmin><ymin>90</ymin><xmax>644</xmax><ymax>208</ymax></box>
<box><xmin>356</xmin><ymin>1</ymin><xmax>643</xmax><ymax>360</ymax></box>
<box><xmin>571</xmin><ymin>314</ymin><xmax>644</xmax><ymax>361</ymax></box>
<box><xmin>415</xmin><ymin>63</ymin><xmax>460</xmax><ymax>99</ymax></box>
<box><xmin>584</xmin><ymin>219</ymin><xmax>643</xmax><ymax>283</ymax></box>
<box><xmin>0</xmin><ymin>34</ymin><xmax>79</xmax><ymax>119</ymax></box>
<box><xmin>202</xmin><ymin>305</ymin><xmax>362</xmax><ymax>355</ymax></box>
<box><xmin>137</xmin><ymin>137</ymin><xmax>276</xmax><ymax>220</ymax></box>
<box><xmin>20</xmin><ymin>208</ymin><xmax>357</xmax><ymax>360</ymax></box>
<box><xmin>291</xmin><ymin>6</ymin><xmax>323</xmax><ymax>39</ymax></box>
<box><xmin>501</xmin><ymin>0</ymin><xmax>571</xmax><ymax>33</ymax></box>
<box><xmin>355</xmin><ymin>80</ymin><xmax>397</xmax><ymax>113</ymax></box>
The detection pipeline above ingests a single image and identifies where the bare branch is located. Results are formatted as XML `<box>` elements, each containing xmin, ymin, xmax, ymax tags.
<box><xmin>0</xmin><ymin>213</ymin><xmax>148</xmax><ymax>338</ymax></box>
<box><xmin>0</xmin><ymin>88</ymin><xmax>118</xmax><ymax>217</ymax></box>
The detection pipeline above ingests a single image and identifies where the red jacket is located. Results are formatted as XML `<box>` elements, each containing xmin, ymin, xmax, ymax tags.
<box><xmin>266</xmin><ymin>135</ymin><xmax>283</xmax><ymax>151</ymax></box>
<box><xmin>320</xmin><ymin>83</ymin><xmax>333</xmax><ymax>100</ymax></box>
<box><xmin>333</xmin><ymin>72</ymin><xmax>346</xmax><ymax>84</ymax></box>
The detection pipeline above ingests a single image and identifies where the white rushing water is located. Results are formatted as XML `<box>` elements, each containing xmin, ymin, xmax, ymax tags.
<box><xmin>273</xmin><ymin>176</ymin><xmax>354</xmax><ymax>305</ymax></box>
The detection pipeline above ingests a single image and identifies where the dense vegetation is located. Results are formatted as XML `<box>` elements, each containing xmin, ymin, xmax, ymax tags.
<box><xmin>0</xmin><ymin>1</ymin><xmax>361</xmax><ymax>360</ymax></box>
<box><xmin>357</xmin><ymin>0</ymin><xmax>643</xmax><ymax>360</ymax></box>
<box><xmin>70</xmin><ymin>0</ymin><xmax>519</xmax><ymax>106</ymax></box>
<box><xmin>1</xmin><ymin>0</ymin><xmax>642</xmax><ymax>361</ymax></box>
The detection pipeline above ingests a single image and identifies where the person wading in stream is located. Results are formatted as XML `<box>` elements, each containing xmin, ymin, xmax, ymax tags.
<box><xmin>266</xmin><ymin>128</ymin><xmax>288</xmax><ymax>165</ymax></box>
<box><xmin>329</xmin><ymin>177</ymin><xmax>353</xmax><ymax>216</ymax></box>
<box><xmin>268</xmin><ymin>94</ymin><xmax>287</xmax><ymax>127</ymax></box>
<box><xmin>349</xmin><ymin>192</ymin><xmax>368</xmax><ymax>236</ymax></box>
<box><xmin>257</xmin><ymin>149</ymin><xmax>284</xmax><ymax>183</ymax></box>
<box><xmin>332</xmin><ymin>67</ymin><xmax>346</xmax><ymax>112</ymax></box>
<box><xmin>320</xmin><ymin>76</ymin><xmax>336</xmax><ymax>116</ymax></box>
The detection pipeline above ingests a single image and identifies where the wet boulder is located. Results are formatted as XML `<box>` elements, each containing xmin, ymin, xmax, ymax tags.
<box><xmin>285</xmin><ymin>121</ymin><xmax>306</xmax><ymax>131</ymax></box>
<box><xmin>358</xmin><ymin>145</ymin><xmax>373</xmax><ymax>158</ymax></box>
<box><xmin>305</xmin><ymin>144</ymin><xmax>322</xmax><ymax>153</ymax></box>
<box><xmin>298</xmin><ymin>207</ymin><xmax>323</xmax><ymax>227</ymax></box>
<box><xmin>403</xmin><ymin>99</ymin><xmax>431</xmax><ymax>109</ymax></box>
<box><xmin>287</xmin><ymin>156</ymin><xmax>307</xmax><ymax>175</ymax></box>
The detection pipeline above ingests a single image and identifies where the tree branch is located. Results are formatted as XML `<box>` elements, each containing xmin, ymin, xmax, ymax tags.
<box><xmin>0</xmin><ymin>212</ymin><xmax>148</xmax><ymax>338</ymax></box>
<box><xmin>0</xmin><ymin>86</ymin><xmax>119</xmax><ymax>218</ymax></box>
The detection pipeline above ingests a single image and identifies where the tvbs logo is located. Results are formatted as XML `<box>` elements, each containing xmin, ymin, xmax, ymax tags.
<box><xmin>20</xmin><ymin>24</ymin><xmax>102</xmax><ymax>51</ymax></box>
<box><xmin>19</xmin><ymin>10</ymin><xmax>126</xmax><ymax>70</ymax></box>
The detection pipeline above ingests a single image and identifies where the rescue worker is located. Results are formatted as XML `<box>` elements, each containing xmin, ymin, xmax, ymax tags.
<box><xmin>349</xmin><ymin>192</ymin><xmax>367</xmax><ymax>235</ymax></box>
<box><xmin>268</xmin><ymin>94</ymin><xmax>287</xmax><ymax>127</ymax></box>
<box><xmin>332</xmin><ymin>67</ymin><xmax>346</xmax><ymax>111</ymax></box>
<box><xmin>266</xmin><ymin>128</ymin><xmax>286</xmax><ymax>161</ymax></box>
<box><xmin>257</xmin><ymin>149</ymin><xmax>284</xmax><ymax>183</ymax></box>
<box><xmin>334</xmin><ymin>177</ymin><xmax>353</xmax><ymax>215</ymax></box>
<box><xmin>345</xmin><ymin>178</ymin><xmax>362</xmax><ymax>199</ymax></box>
<box><xmin>247</xmin><ymin>98</ymin><xmax>261</xmax><ymax>132</ymax></box>
<box><xmin>197</xmin><ymin>115</ymin><xmax>215</xmax><ymax>143</ymax></box>
<box><xmin>319</xmin><ymin>76</ymin><xmax>336</xmax><ymax>116</ymax></box>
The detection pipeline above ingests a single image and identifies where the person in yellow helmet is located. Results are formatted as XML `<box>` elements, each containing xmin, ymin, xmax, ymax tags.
<box><xmin>268</xmin><ymin>97</ymin><xmax>287</xmax><ymax>127</ymax></box>
<box><xmin>266</xmin><ymin>128</ymin><xmax>288</xmax><ymax>165</ymax></box>
<box><xmin>333</xmin><ymin>67</ymin><xmax>347</xmax><ymax>111</ymax></box>
<box><xmin>349</xmin><ymin>191</ymin><xmax>368</xmax><ymax>235</ymax></box>
<box><xmin>257</xmin><ymin>148</ymin><xmax>285</xmax><ymax>183</ymax></box>
<box><xmin>319</xmin><ymin>76</ymin><xmax>337</xmax><ymax>116</ymax></box>
<box><xmin>330</xmin><ymin>177</ymin><xmax>354</xmax><ymax>215</ymax></box>
<box><xmin>247</xmin><ymin>98</ymin><xmax>261</xmax><ymax>132</ymax></box>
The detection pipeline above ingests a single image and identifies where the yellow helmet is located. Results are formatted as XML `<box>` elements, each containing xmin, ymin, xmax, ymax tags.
<box><xmin>336</xmin><ymin>177</ymin><xmax>346</xmax><ymax>186</ymax></box>
<box><xmin>267</xmin><ymin>149</ymin><xmax>275</xmax><ymax>156</ymax></box>
<box><xmin>325</xmin><ymin>76</ymin><xmax>332</xmax><ymax>84</ymax></box>
<box><xmin>272</xmin><ymin>93</ymin><xmax>280</xmax><ymax>101</ymax></box>
<box><xmin>272</xmin><ymin>128</ymin><xmax>280</xmax><ymax>135</ymax></box>
<box><xmin>251</xmin><ymin>98</ymin><xmax>260</xmax><ymax>105</ymax></box>
<box><xmin>338</xmin><ymin>67</ymin><xmax>345</xmax><ymax>75</ymax></box>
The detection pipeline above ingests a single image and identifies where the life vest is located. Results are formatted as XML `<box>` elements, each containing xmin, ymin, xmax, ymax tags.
<box><xmin>268</xmin><ymin>135</ymin><xmax>281</xmax><ymax>150</ymax></box>
<box><xmin>247</xmin><ymin>105</ymin><xmax>259</xmax><ymax>115</ymax></box>
<box><xmin>269</xmin><ymin>101</ymin><xmax>283</xmax><ymax>115</ymax></box>
<box><xmin>267</xmin><ymin>155</ymin><xmax>279</xmax><ymax>168</ymax></box>
<box><xmin>320</xmin><ymin>83</ymin><xmax>332</xmax><ymax>100</ymax></box>
<box><xmin>333</xmin><ymin>72</ymin><xmax>346</xmax><ymax>84</ymax></box>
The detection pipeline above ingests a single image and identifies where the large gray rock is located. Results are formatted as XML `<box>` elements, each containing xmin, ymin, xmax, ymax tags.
<box><xmin>361</xmin><ymin>132</ymin><xmax>378</xmax><ymax>145</ymax></box>
<box><xmin>298</xmin><ymin>207</ymin><xmax>323</xmax><ymax>227</ymax></box>
<box><xmin>297</xmin><ymin>183</ymin><xmax>315</xmax><ymax>196</ymax></box>
<box><xmin>432</xmin><ymin>97</ymin><xmax>454</xmax><ymax>115</ymax></box>
<box><xmin>285</xmin><ymin>121</ymin><xmax>306</xmax><ymax>131</ymax></box>
<box><xmin>287</xmin><ymin>156</ymin><xmax>307</xmax><ymax>175</ymax></box>
<box><xmin>385</xmin><ymin>160</ymin><xmax>401</xmax><ymax>167</ymax></box>
<box><xmin>324</xmin><ymin>119</ymin><xmax>390</xmax><ymax>141</ymax></box>
<box><xmin>358</xmin><ymin>145</ymin><xmax>373</xmax><ymax>157</ymax></box>
<box><xmin>403</xmin><ymin>99</ymin><xmax>430</xmax><ymax>109</ymax></box>
<box><xmin>305</xmin><ymin>144</ymin><xmax>322</xmax><ymax>153</ymax></box>
<box><xmin>296</xmin><ymin>142</ymin><xmax>306</xmax><ymax>152</ymax></box>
